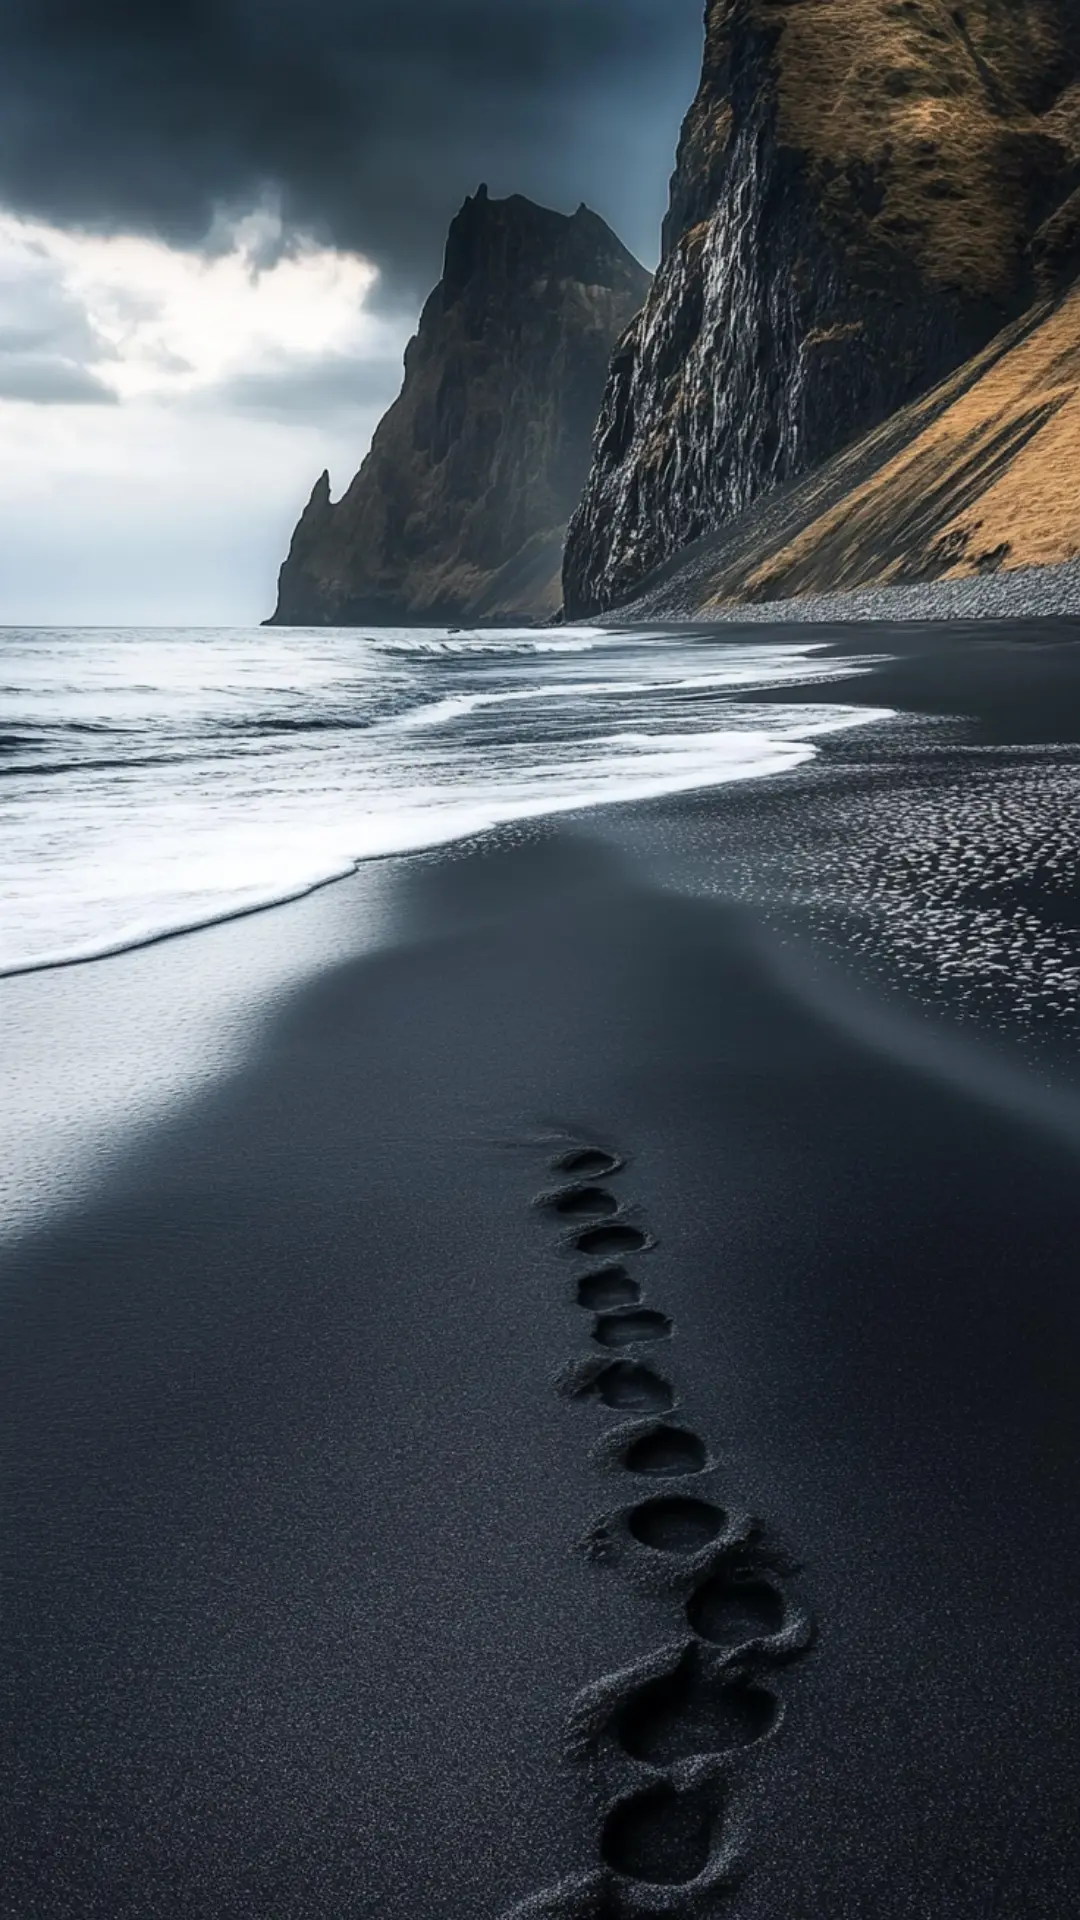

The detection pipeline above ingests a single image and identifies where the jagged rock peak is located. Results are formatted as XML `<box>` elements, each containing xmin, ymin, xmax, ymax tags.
<box><xmin>268</xmin><ymin>191</ymin><xmax>650</xmax><ymax>627</ymax></box>
<box><xmin>438</xmin><ymin>184</ymin><xmax>642</xmax><ymax>299</ymax></box>
<box><xmin>563</xmin><ymin>0</ymin><xmax>1080</xmax><ymax>616</ymax></box>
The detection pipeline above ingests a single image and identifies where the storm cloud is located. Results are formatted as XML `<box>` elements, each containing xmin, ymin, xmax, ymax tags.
<box><xmin>0</xmin><ymin>0</ymin><xmax>704</xmax><ymax>297</ymax></box>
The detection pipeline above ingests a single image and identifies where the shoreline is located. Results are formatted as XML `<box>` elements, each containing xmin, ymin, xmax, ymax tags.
<box><xmin>2</xmin><ymin>632</ymin><xmax>894</xmax><ymax>983</ymax></box>
<box><xmin>607</xmin><ymin>552</ymin><xmax>1080</xmax><ymax>627</ymax></box>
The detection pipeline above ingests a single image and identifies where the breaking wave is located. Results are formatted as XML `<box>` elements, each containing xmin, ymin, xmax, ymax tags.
<box><xmin>1</xmin><ymin>623</ymin><xmax>893</xmax><ymax>974</ymax></box>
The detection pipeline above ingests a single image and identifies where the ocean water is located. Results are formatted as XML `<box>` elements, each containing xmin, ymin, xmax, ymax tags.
<box><xmin>1</xmin><ymin>623</ymin><xmax>893</xmax><ymax>974</ymax></box>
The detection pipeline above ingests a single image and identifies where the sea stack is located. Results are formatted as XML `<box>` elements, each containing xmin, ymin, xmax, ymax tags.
<box><xmin>268</xmin><ymin>189</ymin><xmax>650</xmax><ymax>626</ymax></box>
<box><xmin>563</xmin><ymin>0</ymin><xmax>1080</xmax><ymax>616</ymax></box>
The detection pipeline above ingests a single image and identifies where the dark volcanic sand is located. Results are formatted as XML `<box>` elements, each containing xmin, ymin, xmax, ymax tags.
<box><xmin>4</xmin><ymin>622</ymin><xmax>1080</xmax><ymax>1916</ymax></box>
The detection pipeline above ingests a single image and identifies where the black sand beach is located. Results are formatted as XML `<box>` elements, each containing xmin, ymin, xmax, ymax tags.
<box><xmin>5</xmin><ymin>622</ymin><xmax>1080</xmax><ymax>1917</ymax></box>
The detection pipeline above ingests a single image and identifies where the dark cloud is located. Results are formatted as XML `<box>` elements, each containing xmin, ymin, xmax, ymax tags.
<box><xmin>0</xmin><ymin>0</ymin><xmax>704</xmax><ymax>300</ymax></box>
<box><xmin>0</xmin><ymin>243</ymin><xmax>121</xmax><ymax>402</ymax></box>
<box><xmin>0</xmin><ymin>355</ymin><xmax>118</xmax><ymax>404</ymax></box>
<box><xmin>0</xmin><ymin>256</ymin><xmax>115</xmax><ymax>363</ymax></box>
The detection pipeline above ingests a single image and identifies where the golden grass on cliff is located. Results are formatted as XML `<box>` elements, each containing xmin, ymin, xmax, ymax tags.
<box><xmin>706</xmin><ymin>280</ymin><xmax>1080</xmax><ymax>601</ymax></box>
<box><xmin>750</xmin><ymin>0</ymin><xmax>1077</xmax><ymax>298</ymax></box>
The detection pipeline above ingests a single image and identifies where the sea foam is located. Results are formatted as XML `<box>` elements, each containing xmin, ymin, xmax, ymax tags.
<box><xmin>1</xmin><ymin>624</ymin><xmax>893</xmax><ymax>974</ymax></box>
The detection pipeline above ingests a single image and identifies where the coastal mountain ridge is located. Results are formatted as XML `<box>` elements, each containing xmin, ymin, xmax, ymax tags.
<box><xmin>563</xmin><ymin>0</ymin><xmax>1080</xmax><ymax>617</ymax></box>
<box><xmin>268</xmin><ymin>189</ymin><xmax>650</xmax><ymax>627</ymax></box>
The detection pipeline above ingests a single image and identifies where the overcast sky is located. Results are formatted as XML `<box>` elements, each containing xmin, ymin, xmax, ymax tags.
<box><xmin>0</xmin><ymin>0</ymin><xmax>703</xmax><ymax>625</ymax></box>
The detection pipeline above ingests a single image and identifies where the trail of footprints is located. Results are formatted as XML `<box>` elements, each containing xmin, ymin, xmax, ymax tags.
<box><xmin>504</xmin><ymin>1145</ymin><xmax>812</xmax><ymax>1919</ymax></box>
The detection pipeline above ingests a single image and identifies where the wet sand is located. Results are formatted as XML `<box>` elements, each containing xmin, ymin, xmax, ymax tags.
<box><xmin>4</xmin><ymin>623</ymin><xmax>1080</xmax><ymax>1918</ymax></box>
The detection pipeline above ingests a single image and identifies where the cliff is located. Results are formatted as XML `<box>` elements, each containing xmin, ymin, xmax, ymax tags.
<box><xmin>611</xmin><ymin>271</ymin><xmax>1080</xmax><ymax>615</ymax></box>
<box><xmin>563</xmin><ymin>0</ymin><xmax>1080</xmax><ymax>617</ymax></box>
<box><xmin>269</xmin><ymin>190</ymin><xmax>650</xmax><ymax>627</ymax></box>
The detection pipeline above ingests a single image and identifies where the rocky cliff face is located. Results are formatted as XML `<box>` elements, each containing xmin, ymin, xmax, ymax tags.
<box><xmin>718</xmin><ymin>273</ymin><xmax>1080</xmax><ymax>605</ymax></box>
<box><xmin>563</xmin><ymin>0</ymin><xmax>1080</xmax><ymax>616</ymax></box>
<box><xmin>606</xmin><ymin>280</ymin><xmax>1080</xmax><ymax>618</ymax></box>
<box><xmin>269</xmin><ymin>190</ymin><xmax>650</xmax><ymax>626</ymax></box>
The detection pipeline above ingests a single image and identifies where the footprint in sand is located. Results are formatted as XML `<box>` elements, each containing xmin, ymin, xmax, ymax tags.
<box><xmin>554</xmin><ymin>1148</ymin><xmax>622</xmax><ymax>1179</ymax></box>
<box><xmin>591</xmin><ymin>1361</ymin><xmax>674</xmax><ymax>1414</ymax></box>
<box><xmin>687</xmin><ymin>1563</ymin><xmax>792</xmax><ymax>1654</ymax></box>
<box><xmin>628</xmin><ymin>1495</ymin><xmax>723</xmax><ymax>1553</ymax></box>
<box><xmin>613</xmin><ymin>1647</ymin><xmax>777</xmax><ymax>1765</ymax></box>
<box><xmin>576</xmin><ymin>1222</ymin><xmax>648</xmax><ymax>1258</ymax></box>
<box><xmin>600</xmin><ymin>1780</ymin><xmax>724</xmax><ymax>1886</ymax></box>
<box><xmin>577</xmin><ymin>1266</ymin><xmax>641</xmax><ymax>1311</ymax></box>
<box><xmin>622</xmin><ymin>1424</ymin><xmax>706</xmax><ymax>1476</ymax></box>
<box><xmin>517</xmin><ymin>1136</ymin><xmax>811</xmax><ymax>1920</ymax></box>
<box><xmin>551</xmin><ymin>1185</ymin><xmax>620</xmax><ymax>1220</ymax></box>
<box><xmin>593</xmin><ymin>1307</ymin><xmax>671</xmax><ymax>1349</ymax></box>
